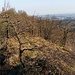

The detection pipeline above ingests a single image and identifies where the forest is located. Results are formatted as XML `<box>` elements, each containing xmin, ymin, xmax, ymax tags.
<box><xmin>0</xmin><ymin>9</ymin><xmax>75</xmax><ymax>75</ymax></box>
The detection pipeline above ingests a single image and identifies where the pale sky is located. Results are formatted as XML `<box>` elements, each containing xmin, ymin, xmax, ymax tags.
<box><xmin>0</xmin><ymin>0</ymin><xmax>75</xmax><ymax>15</ymax></box>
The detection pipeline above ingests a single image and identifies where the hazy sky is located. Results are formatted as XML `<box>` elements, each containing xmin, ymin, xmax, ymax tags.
<box><xmin>0</xmin><ymin>0</ymin><xmax>75</xmax><ymax>15</ymax></box>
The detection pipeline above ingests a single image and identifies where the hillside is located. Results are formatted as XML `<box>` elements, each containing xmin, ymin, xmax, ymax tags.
<box><xmin>0</xmin><ymin>9</ymin><xmax>75</xmax><ymax>75</ymax></box>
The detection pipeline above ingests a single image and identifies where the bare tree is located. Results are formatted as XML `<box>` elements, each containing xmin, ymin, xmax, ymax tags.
<box><xmin>60</xmin><ymin>20</ymin><xmax>72</xmax><ymax>47</ymax></box>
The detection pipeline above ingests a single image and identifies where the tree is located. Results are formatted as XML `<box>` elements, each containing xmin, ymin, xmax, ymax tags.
<box><xmin>60</xmin><ymin>20</ymin><xmax>72</xmax><ymax>47</ymax></box>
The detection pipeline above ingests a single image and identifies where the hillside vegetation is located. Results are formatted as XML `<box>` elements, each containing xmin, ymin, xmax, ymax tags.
<box><xmin>0</xmin><ymin>9</ymin><xmax>75</xmax><ymax>75</ymax></box>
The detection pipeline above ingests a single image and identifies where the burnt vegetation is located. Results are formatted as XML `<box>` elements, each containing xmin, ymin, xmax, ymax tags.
<box><xmin>0</xmin><ymin>9</ymin><xmax>75</xmax><ymax>75</ymax></box>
